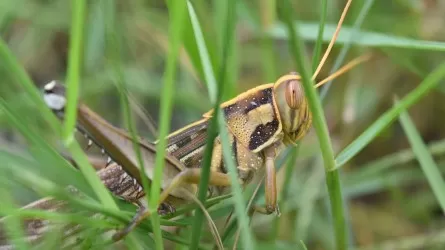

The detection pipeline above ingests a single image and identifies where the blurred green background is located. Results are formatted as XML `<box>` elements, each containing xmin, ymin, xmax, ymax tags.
<box><xmin>2</xmin><ymin>0</ymin><xmax>445</xmax><ymax>249</ymax></box>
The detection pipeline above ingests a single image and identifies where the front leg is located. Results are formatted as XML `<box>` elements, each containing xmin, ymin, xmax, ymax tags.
<box><xmin>252</xmin><ymin>145</ymin><xmax>281</xmax><ymax>216</ymax></box>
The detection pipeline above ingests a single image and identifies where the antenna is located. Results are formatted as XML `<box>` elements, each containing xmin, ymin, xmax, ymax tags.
<box><xmin>311</xmin><ymin>0</ymin><xmax>353</xmax><ymax>81</ymax></box>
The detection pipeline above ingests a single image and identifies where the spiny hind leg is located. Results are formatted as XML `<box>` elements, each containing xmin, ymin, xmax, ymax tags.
<box><xmin>112</xmin><ymin>168</ymin><xmax>232</xmax><ymax>242</ymax></box>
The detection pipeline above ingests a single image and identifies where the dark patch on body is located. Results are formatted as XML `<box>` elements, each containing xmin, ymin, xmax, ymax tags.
<box><xmin>223</xmin><ymin>88</ymin><xmax>274</xmax><ymax>117</ymax></box>
<box><xmin>244</xmin><ymin>88</ymin><xmax>273</xmax><ymax>114</ymax></box>
<box><xmin>248</xmin><ymin>119</ymin><xmax>280</xmax><ymax>151</ymax></box>
<box><xmin>232</xmin><ymin>139</ymin><xmax>239</xmax><ymax>168</ymax></box>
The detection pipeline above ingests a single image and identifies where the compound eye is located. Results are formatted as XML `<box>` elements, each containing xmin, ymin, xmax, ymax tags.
<box><xmin>285</xmin><ymin>80</ymin><xmax>304</xmax><ymax>109</ymax></box>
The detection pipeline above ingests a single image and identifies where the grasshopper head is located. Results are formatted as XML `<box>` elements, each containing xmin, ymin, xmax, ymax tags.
<box><xmin>273</xmin><ymin>73</ymin><xmax>312</xmax><ymax>145</ymax></box>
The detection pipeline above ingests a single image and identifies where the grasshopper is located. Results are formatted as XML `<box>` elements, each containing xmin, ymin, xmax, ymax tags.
<box><xmin>1</xmin><ymin>0</ymin><xmax>369</xmax><ymax>246</ymax></box>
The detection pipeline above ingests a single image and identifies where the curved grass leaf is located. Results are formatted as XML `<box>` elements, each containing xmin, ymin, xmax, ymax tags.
<box><xmin>270</xmin><ymin>22</ymin><xmax>445</xmax><ymax>51</ymax></box>
<box><xmin>63</xmin><ymin>0</ymin><xmax>86</xmax><ymax>141</ymax></box>
<box><xmin>335</xmin><ymin>61</ymin><xmax>445</xmax><ymax>169</ymax></box>
<box><xmin>279</xmin><ymin>0</ymin><xmax>347</xmax><ymax>249</ymax></box>
<box><xmin>186</xmin><ymin>1</ymin><xmax>255</xmax><ymax>249</ymax></box>
<box><xmin>349</xmin><ymin>139</ymin><xmax>445</xmax><ymax>181</ymax></box>
<box><xmin>0</xmin><ymin>188</ymin><xmax>30</xmax><ymax>250</ymax></box>
<box><xmin>398</xmin><ymin>102</ymin><xmax>445</xmax><ymax>213</ymax></box>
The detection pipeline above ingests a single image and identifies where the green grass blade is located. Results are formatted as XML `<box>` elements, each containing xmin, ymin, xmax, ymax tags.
<box><xmin>279</xmin><ymin>0</ymin><xmax>347</xmax><ymax>249</ymax></box>
<box><xmin>0</xmin><ymin>99</ymin><xmax>117</xmax><ymax>209</ymax></box>
<box><xmin>259</xmin><ymin>0</ymin><xmax>277</xmax><ymax>82</ymax></box>
<box><xmin>398</xmin><ymin>102</ymin><xmax>445</xmax><ymax>213</ymax></box>
<box><xmin>351</xmin><ymin>139</ymin><xmax>445</xmax><ymax>180</ymax></box>
<box><xmin>101</xmin><ymin>2</ymin><xmax>153</xmax><ymax>248</ymax></box>
<box><xmin>63</xmin><ymin>0</ymin><xmax>86</xmax><ymax>142</ymax></box>
<box><xmin>0</xmin><ymin>188</ymin><xmax>30</xmax><ymax>250</ymax></box>
<box><xmin>187</xmin><ymin>1</ymin><xmax>217</xmax><ymax>103</ymax></box>
<box><xmin>311</xmin><ymin>0</ymin><xmax>327</xmax><ymax>72</ymax></box>
<box><xmin>186</xmin><ymin>2</ymin><xmax>220</xmax><ymax>248</ymax></box>
<box><xmin>0</xmin><ymin>38</ymin><xmax>60</xmax><ymax>133</ymax></box>
<box><xmin>335</xmin><ymin>61</ymin><xmax>445</xmax><ymax>169</ymax></box>
<box><xmin>218</xmin><ymin>112</ymin><xmax>256</xmax><ymax>250</ymax></box>
<box><xmin>0</xmin><ymin>2</ymin><xmax>117</xmax><ymax>212</ymax></box>
<box><xmin>187</xmin><ymin>1</ymin><xmax>255</xmax><ymax>249</ymax></box>
<box><xmin>148</xmin><ymin>1</ymin><xmax>187</xmax><ymax>248</ymax></box>
<box><xmin>270</xmin><ymin>22</ymin><xmax>445</xmax><ymax>51</ymax></box>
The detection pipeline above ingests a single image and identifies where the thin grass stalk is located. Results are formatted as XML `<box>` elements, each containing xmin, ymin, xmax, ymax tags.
<box><xmin>0</xmin><ymin>186</ymin><xmax>30</xmax><ymax>250</ymax></box>
<box><xmin>335</xmin><ymin>62</ymin><xmax>445</xmax><ymax>169</ymax></box>
<box><xmin>260</xmin><ymin>0</ymin><xmax>277</xmax><ymax>82</ymax></box>
<box><xmin>187</xmin><ymin>1</ymin><xmax>221</xmax><ymax>246</ymax></box>
<box><xmin>312</xmin><ymin>0</ymin><xmax>328</xmax><ymax>72</ymax></box>
<box><xmin>187</xmin><ymin>0</ymin><xmax>255</xmax><ymax>249</ymax></box>
<box><xmin>398</xmin><ymin>102</ymin><xmax>445</xmax><ymax>213</ymax></box>
<box><xmin>64</xmin><ymin>0</ymin><xmax>87</xmax><ymax>142</ymax></box>
<box><xmin>218</xmin><ymin>115</ymin><xmax>256</xmax><ymax>250</ymax></box>
<box><xmin>145</xmin><ymin>1</ymin><xmax>188</xmax><ymax>248</ymax></box>
<box><xmin>279</xmin><ymin>0</ymin><xmax>347</xmax><ymax>249</ymax></box>
<box><xmin>0</xmin><ymin>39</ymin><xmax>60</xmax><ymax>133</ymax></box>
<box><xmin>101</xmin><ymin>0</ymin><xmax>152</xmax><ymax>247</ymax></box>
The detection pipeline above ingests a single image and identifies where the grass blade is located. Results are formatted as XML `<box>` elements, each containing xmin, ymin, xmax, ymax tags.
<box><xmin>218</xmin><ymin>114</ymin><xmax>256</xmax><ymax>249</ymax></box>
<box><xmin>279</xmin><ymin>0</ymin><xmax>347</xmax><ymax>249</ymax></box>
<box><xmin>335</xmin><ymin>61</ymin><xmax>445</xmax><ymax>169</ymax></box>
<box><xmin>0</xmin><ymin>0</ymin><xmax>117</xmax><ymax>212</ymax></box>
<box><xmin>0</xmin><ymin>38</ymin><xmax>60</xmax><ymax>133</ymax></box>
<box><xmin>148</xmin><ymin>1</ymin><xmax>187</xmax><ymax>248</ymax></box>
<box><xmin>187</xmin><ymin>1</ymin><xmax>255</xmax><ymax>249</ymax></box>
<box><xmin>0</xmin><ymin>187</ymin><xmax>30</xmax><ymax>250</ymax></box>
<box><xmin>398</xmin><ymin>101</ymin><xmax>445</xmax><ymax>213</ymax></box>
<box><xmin>270</xmin><ymin>22</ymin><xmax>445</xmax><ymax>52</ymax></box>
<box><xmin>186</xmin><ymin>1</ymin><xmax>220</xmax><ymax>247</ymax></box>
<box><xmin>311</xmin><ymin>0</ymin><xmax>327</xmax><ymax>72</ymax></box>
<box><xmin>351</xmin><ymin>139</ymin><xmax>445</xmax><ymax>180</ymax></box>
<box><xmin>63</xmin><ymin>0</ymin><xmax>86</xmax><ymax>142</ymax></box>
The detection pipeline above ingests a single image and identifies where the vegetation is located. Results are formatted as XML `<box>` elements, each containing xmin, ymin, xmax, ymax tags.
<box><xmin>1</xmin><ymin>0</ymin><xmax>445</xmax><ymax>249</ymax></box>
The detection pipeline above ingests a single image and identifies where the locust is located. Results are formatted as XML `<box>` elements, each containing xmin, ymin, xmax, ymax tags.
<box><xmin>0</xmin><ymin>0</ymin><xmax>369</xmax><ymax>247</ymax></box>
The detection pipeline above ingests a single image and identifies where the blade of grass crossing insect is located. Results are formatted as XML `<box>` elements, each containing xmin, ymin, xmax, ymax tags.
<box><xmin>215</xmin><ymin>5</ymin><xmax>254</xmax><ymax>244</ymax></box>
<box><xmin>218</xmin><ymin>114</ymin><xmax>256</xmax><ymax>249</ymax></box>
<box><xmin>398</xmin><ymin>102</ymin><xmax>445</xmax><ymax>213</ymax></box>
<box><xmin>0</xmin><ymin>186</ymin><xmax>30</xmax><ymax>250</ymax></box>
<box><xmin>0</xmin><ymin>35</ymin><xmax>116</xmax><ymax>209</ymax></box>
<box><xmin>311</xmin><ymin>0</ymin><xmax>327</xmax><ymax>72</ymax></box>
<box><xmin>64</xmin><ymin>0</ymin><xmax>86</xmax><ymax>143</ymax></box>
<box><xmin>101</xmin><ymin>2</ymin><xmax>152</xmax><ymax>247</ymax></box>
<box><xmin>0</xmin><ymin>99</ymin><xmax>117</xmax><ymax>209</ymax></box>
<box><xmin>66</xmin><ymin>143</ymin><xmax>120</xmax><ymax>208</ymax></box>
<box><xmin>186</xmin><ymin>1</ymin><xmax>221</xmax><ymax>248</ymax></box>
<box><xmin>0</xmin><ymin>39</ymin><xmax>60</xmax><ymax>133</ymax></box>
<box><xmin>102</xmin><ymin>0</ymin><xmax>150</xmax><ymax>196</ymax></box>
<box><xmin>279</xmin><ymin>1</ymin><xmax>347</xmax><ymax>249</ymax></box>
<box><xmin>187</xmin><ymin>1</ymin><xmax>255</xmax><ymax>249</ymax></box>
<box><xmin>147</xmin><ymin>1</ymin><xmax>187</xmax><ymax>249</ymax></box>
<box><xmin>335</xmin><ymin>61</ymin><xmax>445</xmax><ymax>169</ymax></box>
